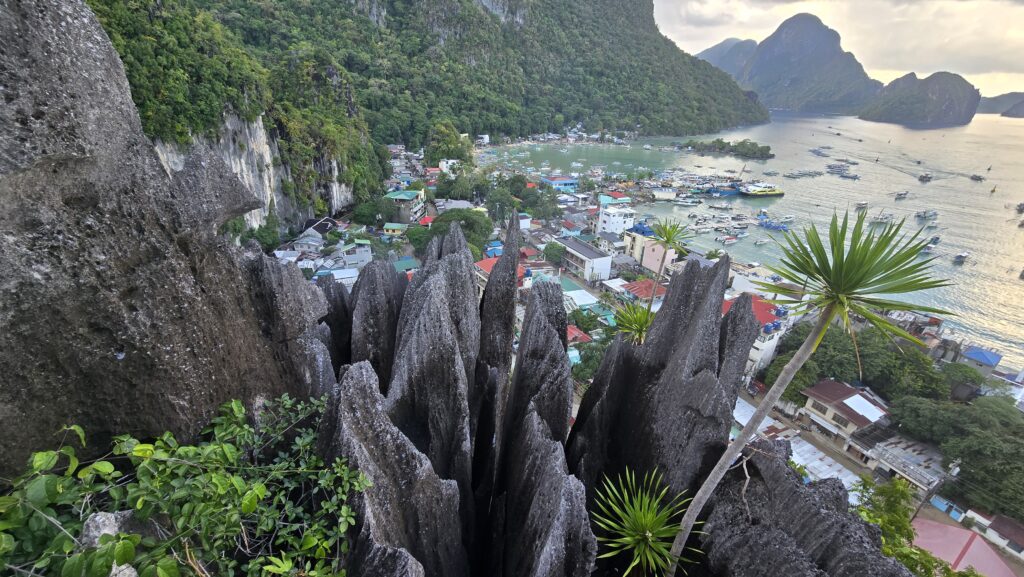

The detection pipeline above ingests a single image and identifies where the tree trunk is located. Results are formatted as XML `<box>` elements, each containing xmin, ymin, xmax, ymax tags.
<box><xmin>647</xmin><ymin>248</ymin><xmax>668</xmax><ymax>315</ymax></box>
<box><xmin>668</xmin><ymin>304</ymin><xmax>835</xmax><ymax>570</ymax></box>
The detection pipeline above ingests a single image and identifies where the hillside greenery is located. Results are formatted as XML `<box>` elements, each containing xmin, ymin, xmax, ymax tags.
<box><xmin>858</xmin><ymin>72</ymin><xmax>980</xmax><ymax>128</ymax></box>
<box><xmin>0</xmin><ymin>396</ymin><xmax>369</xmax><ymax>577</ymax></box>
<box><xmin>683</xmin><ymin>138</ymin><xmax>773</xmax><ymax>159</ymax></box>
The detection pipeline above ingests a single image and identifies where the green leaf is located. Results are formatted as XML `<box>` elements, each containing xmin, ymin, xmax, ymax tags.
<box><xmin>60</xmin><ymin>446</ymin><xmax>79</xmax><ymax>476</ymax></box>
<box><xmin>32</xmin><ymin>450</ymin><xmax>59</xmax><ymax>472</ymax></box>
<box><xmin>300</xmin><ymin>533</ymin><xmax>317</xmax><ymax>551</ymax></box>
<box><xmin>156</xmin><ymin>557</ymin><xmax>180</xmax><ymax>577</ymax></box>
<box><xmin>61</xmin><ymin>553</ymin><xmax>85</xmax><ymax>577</ymax></box>
<box><xmin>26</xmin><ymin>474</ymin><xmax>56</xmax><ymax>507</ymax></box>
<box><xmin>60</xmin><ymin>425</ymin><xmax>87</xmax><ymax>447</ymax></box>
<box><xmin>131</xmin><ymin>444</ymin><xmax>155</xmax><ymax>458</ymax></box>
<box><xmin>0</xmin><ymin>532</ymin><xmax>15</xmax><ymax>556</ymax></box>
<box><xmin>114</xmin><ymin>539</ymin><xmax>136</xmax><ymax>565</ymax></box>
<box><xmin>240</xmin><ymin>490</ymin><xmax>258</xmax><ymax>515</ymax></box>
<box><xmin>0</xmin><ymin>495</ymin><xmax>19</xmax><ymax>513</ymax></box>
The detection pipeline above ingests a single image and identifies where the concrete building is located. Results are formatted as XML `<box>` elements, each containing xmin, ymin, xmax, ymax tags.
<box><xmin>542</xmin><ymin>175</ymin><xmax>578</xmax><ymax>193</ymax></box>
<box><xmin>799</xmin><ymin>380</ymin><xmax>889</xmax><ymax>453</ymax></box>
<box><xmin>596</xmin><ymin>232</ymin><xmax>626</xmax><ymax>256</ymax></box>
<box><xmin>384</xmin><ymin>189</ymin><xmax>426</xmax><ymax>223</ymax></box>
<box><xmin>596</xmin><ymin>206</ymin><xmax>636</xmax><ymax>235</ymax></box>
<box><xmin>623</xmin><ymin>228</ymin><xmax>677</xmax><ymax>276</ymax></box>
<box><xmin>555</xmin><ymin>237</ymin><xmax>612</xmax><ymax>281</ymax></box>
<box><xmin>959</xmin><ymin>345</ymin><xmax>1003</xmax><ymax>378</ymax></box>
<box><xmin>722</xmin><ymin>294</ymin><xmax>788</xmax><ymax>376</ymax></box>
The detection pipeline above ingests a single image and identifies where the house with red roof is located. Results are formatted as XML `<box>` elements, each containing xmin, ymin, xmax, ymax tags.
<box><xmin>567</xmin><ymin>325</ymin><xmax>593</xmax><ymax>345</ymax></box>
<box><xmin>913</xmin><ymin>518</ymin><xmax>1016</xmax><ymax>577</ymax></box>
<box><xmin>520</xmin><ymin>246</ymin><xmax>541</xmax><ymax>261</ymax></box>
<box><xmin>623</xmin><ymin>279</ymin><xmax>667</xmax><ymax>307</ymax></box>
<box><xmin>722</xmin><ymin>293</ymin><xmax>789</xmax><ymax>377</ymax></box>
<box><xmin>560</xmin><ymin>220</ymin><xmax>582</xmax><ymax>238</ymax></box>
<box><xmin>473</xmin><ymin>257</ymin><xmax>527</xmax><ymax>298</ymax></box>
<box><xmin>799</xmin><ymin>379</ymin><xmax>889</xmax><ymax>452</ymax></box>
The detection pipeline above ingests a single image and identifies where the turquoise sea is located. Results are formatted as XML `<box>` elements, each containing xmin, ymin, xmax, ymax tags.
<box><xmin>493</xmin><ymin>113</ymin><xmax>1024</xmax><ymax>369</ymax></box>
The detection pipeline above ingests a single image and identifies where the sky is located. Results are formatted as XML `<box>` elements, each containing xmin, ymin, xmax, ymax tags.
<box><xmin>652</xmin><ymin>0</ymin><xmax>1024</xmax><ymax>96</ymax></box>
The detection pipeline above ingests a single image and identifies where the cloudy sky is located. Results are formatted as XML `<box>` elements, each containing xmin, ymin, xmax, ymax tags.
<box><xmin>652</xmin><ymin>0</ymin><xmax>1024</xmax><ymax>96</ymax></box>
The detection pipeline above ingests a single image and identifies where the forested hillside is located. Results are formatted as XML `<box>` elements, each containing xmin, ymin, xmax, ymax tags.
<box><xmin>89</xmin><ymin>0</ymin><xmax>766</xmax><ymax>150</ymax></box>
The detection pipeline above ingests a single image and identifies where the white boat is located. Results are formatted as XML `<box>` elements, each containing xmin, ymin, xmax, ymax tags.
<box><xmin>954</xmin><ymin>252</ymin><xmax>969</xmax><ymax>264</ymax></box>
<box><xmin>779</xmin><ymin>215</ymin><xmax>796</xmax><ymax>223</ymax></box>
<box><xmin>643</xmin><ymin>144</ymin><xmax>653</xmax><ymax>150</ymax></box>
<box><xmin>894</xmin><ymin>191</ymin><xmax>909</xmax><ymax>200</ymax></box>
<box><xmin>915</xmin><ymin>209</ymin><xmax>939</xmax><ymax>219</ymax></box>
<box><xmin>716</xmin><ymin>235</ymin><xmax>739</xmax><ymax>245</ymax></box>
<box><xmin>755</xmin><ymin>239</ymin><xmax>770</xmax><ymax>246</ymax></box>
<box><xmin>735</xmin><ymin>231</ymin><xmax>749</xmax><ymax>238</ymax></box>
<box><xmin>709</xmin><ymin>203</ymin><xmax>733</xmax><ymax>211</ymax></box>
<box><xmin>855</xmin><ymin>201</ymin><xmax>869</xmax><ymax>210</ymax></box>
<box><xmin>870</xmin><ymin>212</ymin><xmax>895</xmax><ymax>225</ymax></box>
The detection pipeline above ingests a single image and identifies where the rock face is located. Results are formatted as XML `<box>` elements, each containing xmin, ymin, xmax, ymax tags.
<box><xmin>978</xmin><ymin>92</ymin><xmax>1024</xmax><ymax>114</ymax></box>
<box><xmin>1001</xmin><ymin>99</ymin><xmax>1024</xmax><ymax>118</ymax></box>
<box><xmin>736</xmin><ymin>13</ymin><xmax>882</xmax><ymax>113</ymax></box>
<box><xmin>859</xmin><ymin>72</ymin><xmax>981</xmax><ymax>128</ymax></box>
<box><xmin>0</xmin><ymin>0</ymin><xmax>331</xmax><ymax>474</ymax></box>
<box><xmin>697</xmin><ymin>38</ymin><xmax>759</xmax><ymax>79</ymax></box>
<box><xmin>702</xmin><ymin>440</ymin><xmax>912</xmax><ymax>577</ymax></box>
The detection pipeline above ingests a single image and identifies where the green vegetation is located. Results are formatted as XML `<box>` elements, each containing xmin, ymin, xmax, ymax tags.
<box><xmin>352</xmin><ymin>198</ymin><xmax>398</xmax><ymax>227</ymax></box>
<box><xmin>615</xmin><ymin>303</ymin><xmax>656</xmax><ymax>346</ymax></box>
<box><xmin>853</xmin><ymin>477</ymin><xmax>983</xmax><ymax>577</ymax></box>
<box><xmin>239</xmin><ymin>205</ymin><xmax>282</xmax><ymax>251</ymax></box>
<box><xmin>406</xmin><ymin>209</ymin><xmax>493</xmax><ymax>261</ymax></box>
<box><xmin>425</xmin><ymin>120</ymin><xmax>473</xmax><ymax>167</ymax></box>
<box><xmin>858</xmin><ymin>72</ymin><xmax>980</xmax><ymax>128</ymax></box>
<box><xmin>572</xmin><ymin>331</ymin><xmax>613</xmax><ymax>386</ymax></box>
<box><xmin>672</xmin><ymin>211</ymin><xmax>949</xmax><ymax>557</ymax></box>
<box><xmin>0</xmin><ymin>396</ymin><xmax>368</xmax><ymax>577</ymax></box>
<box><xmin>891</xmin><ymin>395</ymin><xmax>1024</xmax><ymax>519</ymax></box>
<box><xmin>543</xmin><ymin>243</ymin><xmax>566</xmax><ymax>265</ymax></box>
<box><xmin>683</xmin><ymin>138</ymin><xmax>773</xmax><ymax>159</ymax></box>
<box><xmin>591</xmin><ymin>469</ymin><xmax>697</xmax><ymax>577</ymax></box>
<box><xmin>568</xmin><ymin>309</ymin><xmax>601</xmax><ymax>333</ymax></box>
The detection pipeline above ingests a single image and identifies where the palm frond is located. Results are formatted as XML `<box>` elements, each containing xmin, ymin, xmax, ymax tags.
<box><xmin>615</xmin><ymin>302</ymin><xmax>656</xmax><ymax>345</ymax></box>
<box><xmin>651</xmin><ymin>219</ymin><xmax>694</xmax><ymax>256</ymax></box>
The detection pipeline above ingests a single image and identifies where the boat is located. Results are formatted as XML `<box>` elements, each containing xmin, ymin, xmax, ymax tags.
<box><xmin>954</xmin><ymin>252</ymin><xmax>970</xmax><ymax>264</ymax></box>
<box><xmin>709</xmin><ymin>203</ymin><xmax>733</xmax><ymax>211</ymax></box>
<box><xmin>921</xmin><ymin>244</ymin><xmax>934</xmax><ymax>254</ymax></box>
<box><xmin>925</xmin><ymin>221</ymin><xmax>940</xmax><ymax>229</ymax></box>
<box><xmin>930</xmin><ymin>236</ymin><xmax>941</xmax><ymax>244</ymax></box>
<box><xmin>915</xmin><ymin>209</ymin><xmax>939</xmax><ymax>219</ymax></box>
<box><xmin>778</xmin><ymin>215</ymin><xmax>796</xmax><ymax>223</ymax></box>
<box><xmin>839</xmin><ymin>173</ymin><xmax>861</xmax><ymax>180</ymax></box>
<box><xmin>894</xmin><ymin>191</ymin><xmax>909</xmax><ymax>200</ymax></box>
<box><xmin>643</xmin><ymin>144</ymin><xmax>652</xmax><ymax>150</ymax></box>
<box><xmin>1016</xmin><ymin>202</ymin><xmax>1024</xmax><ymax>214</ymax></box>
<box><xmin>740</xmin><ymin>182</ymin><xmax>785</xmax><ymax>198</ymax></box>
<box><xmin>755</xmin><ymin>239</ymin><xmax>770</xmax><ymax>246</ymax></box>
<box><xmin>1019</xmin><ymin>268</ymin><xmax>1024</xmax><ymax>280</ymax></box>
<box><xmin>763</xmin><ymin>170</ymin><xmax>780</xmax><ymax>176</ymax></box>
<box><xmin>735</xmin><ymin>231</ymin><xmax>749</xmax><ymax>238</ymax></box>
<box><xmin>869</xmin><ymin>212</ymin><xmax>895</xmax><ymax>225</ymax></box>
<box><xmin>918</xmin><ymin>173</ymin><xmax>933</xmax><ymax>182</ymax></box>
<box><xmin>855</xmin><ymin>201</ymin><xmax>869</xmax><ymax>210</ymax></box>
<box><xmin>970</xmin><ymin>174</ymin><xmax>985</xmax><ymax>182</ymax></box>
<box><xmin>716</xmin><ymin>235</ymin><xmax>739</xmax><ymax>245</ymax></box>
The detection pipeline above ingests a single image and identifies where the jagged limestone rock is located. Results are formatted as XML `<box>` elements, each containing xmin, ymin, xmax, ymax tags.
<box><xmin>317</xmin><ymin>276</ymin><xmax>353</xmax><ymax>374</ymax></box>
<box><xmin>567</xmin><ymin>257</ymin><xmax>759</xmax><ymax>498</ymax></box>
<box><xmin>0</xmin><ymin>0</ymin><xmax>326</xmax><ymax>474</ymax></box>
<box><xmin>318</xmin><ymin>362</ymin><xmax>469</xmax><ymax>577</ymax></box>
<box><xmin>350</xmin><ymin>260</ymin><xmax>402</xmax><ymax>391</ymax></box>
<box><xmin>702</xmin><ymin>440</ymin><xmax>913</xmax><ymax>577</ymax></box>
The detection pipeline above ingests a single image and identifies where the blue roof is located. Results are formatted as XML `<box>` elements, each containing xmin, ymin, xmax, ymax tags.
<box><xmin>628</xmin><ymin>222</ymin><xmax>655</xmax><ymax>237</ymax></box>
<box><xmin>962</xmin><ymin>346</ymin><xmax>1002</xmax><ymax>367</ymax></box>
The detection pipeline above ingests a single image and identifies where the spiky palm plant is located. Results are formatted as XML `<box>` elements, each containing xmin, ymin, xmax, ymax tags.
<box><xmin>646</xmin><ymin>220</ymin><xmax>692</xmax><ymax>313</ymax></box>
<box><xmin>592</xmin><ymin>469</ymin><xmax>698</xmax><ymax>577</ymax></box>
<box><xmin>668</xmin><ymin>211</ymin><xmax>950</xmax><ymax>566</ymax></box>
<box><xmin>615</xmin><ymin>302</ymin><xmax>656</xmax><ymax>345</ymax></box>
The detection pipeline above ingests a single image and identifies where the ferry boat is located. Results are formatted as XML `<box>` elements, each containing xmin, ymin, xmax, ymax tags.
<box><xmin>918</xmin><ymin>173</ymin><xmax>934</xmax><ymax>183</ymax></box>
<box><xmin>954</xmin><ymin>252</ymin><xmax>970</xmax><ymax>264</ymax></box>
<box><xmin>740</xmin><ymin>182</ymin><xmax>785</xmax><ymax>198</ymax></box>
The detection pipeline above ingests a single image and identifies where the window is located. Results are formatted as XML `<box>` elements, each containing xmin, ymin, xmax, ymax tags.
<box><xmin>1008</xmin><ymin>540</ymin><xmax>1023</xmax><ymax>554</ymax></box>
<box><xmin>831</xmin><ymin>413</ymin><xmax>850</xmax><ymax>428</ymax></box>
<box><xmin>811</xmin><ymin>400</ymin><xmax>829</xmax><ymax>415</ymax></box>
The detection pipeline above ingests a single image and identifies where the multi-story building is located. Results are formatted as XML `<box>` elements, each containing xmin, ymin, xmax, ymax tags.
<box><xmin>623</xmin><ymin>226</ymin><xmax>677</xmax><ymax>276</ymax></box>
<box><xmin>554</xmin><ymin>237</ymin><xmax>612</xmax><ymax>281</ymax></box>
<box><xmin>596</xmin><ymin>206</ymin><xmax>636</xmax><ymax>235</ymax></box>
<box><xmin>799</xmin><ymin>379</ymin><xmax>889</xmax><ymax>453</ymax></box>
<box><xmin>384</xmin><ymin>189</ymin><xmax>426</xmax><ymax>223</ymax></box>
<box><xmin>722</xmin><ymin>293</ymin><xmax>788</xmax><ymax>376</ymax></box>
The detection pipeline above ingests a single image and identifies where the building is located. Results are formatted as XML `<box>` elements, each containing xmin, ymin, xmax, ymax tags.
<box><xmin>564</xmin><ymin>289</ymin><xmax>600</xmax><ymax>311</ymax></box>
<box><xmin>596</xmin><ymin>232</ymin><xmax>626</xmax><ymax>256</ymax></box>
<box><xmin>392</xmin><ymin>256</ymin><xmax>421</xmax><ymax>275</ymax></box>
<box><xmin>292</xmin><ymin>229</ymin><xmax>324</xmax><ymax>253</ymax></box>
<box><xmin>518</xmin><ymin>213</ymin><xmax>533</xmax><ymax>231</ymax></box>
<box><xmin>555</xmin><ymin>237</ymin><xmax>612</xmax><ymax>281</ymax></box>
<box><xmin>567</xmin><ymin>325</ymin><xmax>593</xmax><ymax>346</ymax></box>
<box><xmin>439</xmin><ymin>159</ymin><xmax>460</xmax><ymax>175</ymax></box>
<box><xmin>384</xmin><ymin>189</ymin><xmax>426</xmax><ymax>223</ymax></box>
<box><xmin>329</xmin><ymin>240</ymin><xmax>373</xmax><ymax>270</ymax></box>
<box><xmin>560</xmin><ymin>220</ymin><xmax>582</xmax><ymax>238</ymax></box>
<box><xmin>848</xmin><ymin>425</ymin><xmax>947</xmax><ymax>494</ymax></box>
<box><xmin>435</xmin><ymin>199</ymin><xmax>474</xmax><ymax>214</ymax></box>
<box><xmin>596</xmin><ymin>206</ymin><xmax>636</xmax><ymax>235</ymax></box>
<box><xmin>799</xmin><ymin>379</ymin><xmax>889</xmax><ymax>452</ymax></box>
<box><xmin>959</xmin><ymin>345</ymin><xmax>1002</xmax><ymax>378</ymax></box>
<box><xmin>313</xmin><ymin>268</ymin><xmax>359</xmax><ymax>291</ymax></box>
<box><xmin>913</xmin><ymin>518</ymin><xmax>1016</xmax><ymax>577</ymax></box>
<box><xmin>623</xmin><ymin>227</ymin><xmax>677</xmax><ymax>276</ymax></box>
<box><xmin>383</xmin><ymin>223</ymin><xmax>409</xmax><ymax>238</ymax></box>
<box><xmin>722</xmin><ymin>294</ymin><xmax>788</xmax><ymax>376</ymax></box>
<box><xmin>982</xmin><ymin>515</ymin><xmax>1024</xmax><ymax>561</ymax></box>
<box><xmin>598</xmin><ymin>192</ymin><xmax>632</xmax><ymax>206</ymax></box>
<box><xmin>542</xmin><ymin>175</ymin><xmax>578</xmax><ymax>193</ymax></box>
<box><xmin>622</xmin><ymin>279</ymin><xmax>667</xmax><ymax>308</ymax></box>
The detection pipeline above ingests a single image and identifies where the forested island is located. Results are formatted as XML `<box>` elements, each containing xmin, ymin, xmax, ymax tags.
<box><xmin>682</xmin><ymin>138</ymin><xmax>774</xmax><ymax>159</ymax></box>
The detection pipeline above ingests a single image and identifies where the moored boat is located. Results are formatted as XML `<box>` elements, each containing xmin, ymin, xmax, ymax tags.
<box><xmin>954</xmin><ymin>252</ymin><xmax>970</xmax><ymax>264</ymax></box>
<box><xmin>918</xmin><ymin>173</ymin><xmax>933</xmax><ymax>182</ymax></box>
<box><xmin>855</xmin><ymin>201</ymin><xmax>869</xmax><ymax>210</ymax></box>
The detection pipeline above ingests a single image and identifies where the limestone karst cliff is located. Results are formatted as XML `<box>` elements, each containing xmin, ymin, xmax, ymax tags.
<box><xmin>0</xmin><ymin>0</ymin><xmax>334</xmax><ymax>474</ymax></box>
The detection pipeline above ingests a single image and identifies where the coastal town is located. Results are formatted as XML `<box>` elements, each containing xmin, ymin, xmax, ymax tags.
<box><xmin>271</xmin><ymin>132</ymin><xmax>1024</xmax><ymax>576</ymax></box>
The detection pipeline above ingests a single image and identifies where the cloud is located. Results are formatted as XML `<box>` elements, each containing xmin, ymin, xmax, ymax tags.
<box><xmin>653</xmin><ymin>0</ymin><xmax>1024</xmax><ymax>93</ymax></box>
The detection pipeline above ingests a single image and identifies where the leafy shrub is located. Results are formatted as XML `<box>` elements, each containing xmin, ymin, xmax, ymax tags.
<box><xmin>0</xmin><ymin>395</ymin><xmax>369</xmax><ymax>577</ymax></box>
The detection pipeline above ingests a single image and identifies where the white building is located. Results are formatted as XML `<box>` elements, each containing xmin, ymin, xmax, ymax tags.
<box><xmin>722</xmin><ymin>293</ymin><xmax>790</xmax><ymax>376</ymax></box>
<box><xmin>555</xmin><ymin>237</ymin><xmax>612</xmax><ymax>281</ymax></box>
<box><xmin>596</xmin><ymin>232</ymin><xmax>626</xmax><ymax>256</ymax></box>
<box><xmin>292</xmin><ymin>230</ymin><xmax>324</xmax><ymax>253</ymax></box>
<box><xmin>597</xmin><ymin>206</ymin><xmax>636</xmax><ymax>235</ymax></box>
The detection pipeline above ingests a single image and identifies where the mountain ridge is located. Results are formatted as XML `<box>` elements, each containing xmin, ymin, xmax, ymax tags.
<box><xmin>979</xmin><ymin>92</ymin><xmax>1024</xmax><ymax>114</ymax></box>
<box><xmin>859</xmin><ymin>71</ymin><xmax>980</xmax><ymax>128</ymax></box>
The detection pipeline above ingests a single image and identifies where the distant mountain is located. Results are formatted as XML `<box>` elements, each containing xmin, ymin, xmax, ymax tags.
<box><xmin>1003</xmin><ymin>99</ymin><xmax>1024</xmax><ymax>118</ymax></box>
<box><xmin>696</xmin><ymin>38</ymin><xmax>758</xmax><ymax>79</ymax></box>
<box><xmin>859</xmin><ymin>72</ymin><xmax>980</xmax><ymax>128</ymax></box>
<box><xmin>978</xmin><ymin>92</ymin><xmax>1024</xmax><ymax>114</ymax></box>
<box><xmin>735</xmin><ymin>13</ymin><xmax>881</xmax><ymax>113</ymax></box>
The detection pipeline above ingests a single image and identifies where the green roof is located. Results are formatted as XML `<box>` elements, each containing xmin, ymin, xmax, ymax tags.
<box><xmin>384</xmin><ymin>222</ymin><xmax>408</xmax><ymax>230</ymax></box>
<box><xmin>393</xmin><ymin>257</ymin><xmax>421</xmax><ymax>272</ymax></box>
<box><xmin>559</xmin><ymin>276</ymin><xmax>583</xmax><ymax>292</ymax></box>
<box><xmin>385</xmin><ymin>190</ymin><xmax>420</xmax><ymax>201</ymax></box>
<box><xmin>354</xmin><ymin>239</ymin><xmax>372</xmax><ymax>245</ymax></box>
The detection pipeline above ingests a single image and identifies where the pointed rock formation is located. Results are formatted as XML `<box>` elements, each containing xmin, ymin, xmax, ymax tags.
<box><xmin>702</xmin><ymin>440</ymin><xmax>913</xmax><ymax>577</ymax></box>
<box><xmin>350</xmin><ymin>260</ymin><xmax>402</xmax><ymax>391</ymax></box>
<box><xmin>317</xmin><ymin>276</ymin><xmax>353</xmax><ymax>374</ymax></box>
<box><xmin>319</xmin><ymin>362</ymin><xmax>469</xmax><ymax>577</ymax></box>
